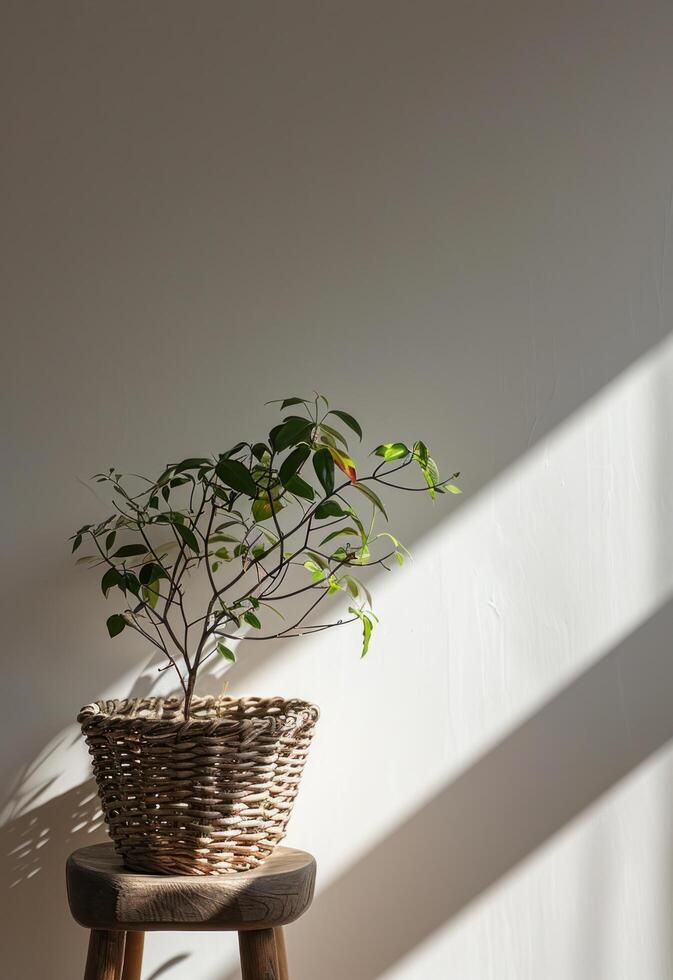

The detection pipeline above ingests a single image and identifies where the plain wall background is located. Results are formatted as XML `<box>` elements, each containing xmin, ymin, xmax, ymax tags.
<box><xmin>3</xmin><ymin>2</ymin><xmax>673</xmax><ymax>977</ymax></box>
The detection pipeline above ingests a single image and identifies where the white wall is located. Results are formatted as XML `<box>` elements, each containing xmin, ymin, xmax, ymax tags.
<box><xmin>3</xmin><ymin>2</ymin><xmax>673</xmax><ymax>978</ymax></box>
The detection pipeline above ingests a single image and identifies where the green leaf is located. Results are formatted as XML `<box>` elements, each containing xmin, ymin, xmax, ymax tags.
<box><xmin>265</xmin><ymin>396</ymin><xmax>309</xmax><ymax>409</ymax></box>
<box><xmin>373</xmin><ymin>442</ymin><xmax>409</xmax><ymax>461</ymax></box>
<box><xmin>443</xmin><ymin>483</ymin><xmax>462</xmax><ymax>494</ymax></box>
<box><xmin>138</xmin><ymin>562</ymin><xmax>168</xmax><ymax>586</ymax></box>
<box><xmin>344</xmin><ymin>504</ymin><xmax>367</xmax><ymax>545</ymax></box>
<box><xmin>257</xmin><ymin>526</ymin><xmax>279</xmax><ymax>546</ymax></box>
<box><xmin>156</xmin><ymin>466</ymin><xmax>175</xmax><ymax>487</ymax></box>
<box><xmin>345</xmin><ymin>574</ymin><xmax>373</xmax><ymax>606</ymax></box>
<box><xmin>174</xmin><ymin>457</ymin><xmax>211</xmax><ymax>473</ymax></box>
<box><xmin>312</xmin><ymin>447</ymin><xmax>334</xmax><ymax>495</ymax></box>
<box><xmin>285</xmin><ymin>474</ymin><xmax>315</xmax><ymax>500</ymax></box>
<box><xmin>305</xmin><ymin>550</ymin><xmax>328</xmax><ymax>569</ymax></box>
<box><xmin>106</xmin><ymin>614</ymin><xmax>126</xmax><ymax>638</ymax></box>
<box><xmin>279</xmin><ymin>444</ymin><xmax>311</xmax><ymax>486</ymax></box>
<box><xmin>375</xmin><ymin>530</ymin><xmax>401</xmax><ymax>548</ymax></box>
<box><xmin>113</xmin><ymin>544</ymin><xmax>149</xmax><ymax>559</ymax></box>
<box><xmin>420</xmin><ymin>456</ymin><xmax>440</xmax><ymax>499</ymax></box>
<box><xmin>215</xmin><ymin>458</ymin><xmax>258</xmax><ymax>497</ymax></box>
<box><xmin>315</xmin><ymin>429</ymin><xmax>337</xmax><ymax>449</ymax></box>
<box><xmin>210</xmin><ymin>532</ymin><xmax>240</xmax><ymax>544</ymax></box>
<box><xmin>142</xmin><ymin>583</ymin><xmax>159</xmax><ymax>609</ymax></box>
<box><xmin>174</xmin><ymin>523</ymin><xmax>200</xmax><ymax>553</ymax></box>
<box><xmin>101</xmin><ymin>568</ymin><xmax>123</xmax><ymax>597</ymax></box>
<box><xmin>221</xmin><ymin>442</ymin><xmax>248</xmax><ymax>460</ymax></box>
<box><xmin>268</xmin><ymin>423</ymin><xmax>284</xmax><ymax>450</ymax></box>
<box><xmin>123</xmin><ymin>572</ymin><xmax>140</xmax><ymax>596</ymax></box>
<box><xmin>243</xmin><ymin>610</ymin><xmax>262</xmax><ymax>629</ymax></box>
<box><xmin>215</xmin><ymin>518</ymin><xmax>244</xmax><ymax>530</ymax></box>
<box><xmin>348</xmin><ymin>606</ymin><xmax>375</xmax><ymax>657</ymax></box>
<box><xmin>318</xmin><ymin>422</ymin><xmax>349</xmax><ymax>449</ymax></box>
<box><xmin>251</xmin><ymin>442</ymin><xmax>269</xmax><ymax>462</ymax></box>
<box><xmin>314</xmin><ymin>499</ymin><xmax>349</xmax><ymax>519</ymax></box>
<box><xmin>413</xmin><ymin>441</ymin><xmax>429</xmax><ymax>467</ymax></box>
<box><xmin>304</xmin><ymin>559</ymin><xmax>326</xmax><ymax>582</ymax></box>
<box><xmin>330</xmin><ymin>546</ymin><xmax>350</xmax><ymax>562</ymax></box>
<box><xmin>252</xmin><ymin>495</ymin><xmax>286</xmax><ymax>522</ymax></box>
<box><xmin>329</xmin><ymin>410</ymin><xmax>362</xmax><ymax>440</ymax></box>
<box><xmin>105</xmin><ymin>531</ymin><xmax>116</xmax><ymax>552</ymax></box>
<box><xmin>217</xmin><ymin>642</ymin><xmax>236</xmax><ymax>662</ymax></box>
<box><xmin>71</xmin><ymin>534</ymin><xmax>83</xmax><ymax>553</ymax></box>
<box><xmin>320</xmin><ymin>527</ymin><xmax>359</xmax><ymax>545</ymax></box>
<box><xmin>353</xmin><ymin>483</ymin><xmax>388</xmax><ymax>519</ymax></box>
<box><xmin>375</xmin><ymin>532</ymin><xmax>411</xmax><ymax>562</ymax></box>
<box><xmin>272</xmin><ymin>416</ymin><xmax>314</xmax><ymax>452</ymax></box>
<box><xmin>351</xmin><ymin>543</ymin><xmax>371</xmax><ymax>564</ymax></box>
<box><xmin>153</xmin><ymin>510</ymin><xmax>185</xmax><ymax>525</ymax></box>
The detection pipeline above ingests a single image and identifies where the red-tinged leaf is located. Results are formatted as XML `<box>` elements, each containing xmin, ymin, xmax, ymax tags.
<box><xmin>328</xmin><ymin>446</ymin><xmax>357</xmax><ymax>483</ymax></box>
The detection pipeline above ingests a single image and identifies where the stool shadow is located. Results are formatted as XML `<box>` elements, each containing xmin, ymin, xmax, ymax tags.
<box><xmin>145</xmin><ymin>953</ymin><xmax>190</xmax><ymax>979</ymax></box>
<box><xmin>218</xmin><ymin>594</ymin><xmax>673</xmax><ymax>980</ymax></box>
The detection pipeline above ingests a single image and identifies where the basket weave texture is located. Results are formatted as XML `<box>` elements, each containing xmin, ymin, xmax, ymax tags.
<box><xmin>78</xmin><ymin>695</ymin><xmax>319</xmax><ymax>875</ymax></box>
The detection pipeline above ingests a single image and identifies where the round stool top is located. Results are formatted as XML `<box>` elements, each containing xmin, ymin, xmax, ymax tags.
<box><xmin>66</xmin><ymin>842</ymin><xmax>316</xmax><ymax>932</ymax></box>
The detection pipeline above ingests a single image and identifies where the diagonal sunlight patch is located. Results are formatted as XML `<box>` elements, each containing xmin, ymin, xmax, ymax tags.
<box><xmin>216</xmin><ymin>330</ymin><xmax>673</xmax><ymax>890</ymax></box>
<box><xmin>201</xmin><ymin>329</ymin><xmax>673</xmax><ymax>980</ymax></box>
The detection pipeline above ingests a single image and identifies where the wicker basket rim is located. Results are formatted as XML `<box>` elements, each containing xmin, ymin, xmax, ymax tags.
<box><xmin>78</xmin><ymin>695</ymin><xmax>319</xmax><ymax>729</ymax></box>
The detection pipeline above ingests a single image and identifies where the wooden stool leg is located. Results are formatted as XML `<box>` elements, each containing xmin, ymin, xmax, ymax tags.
<box><xmin>121</xmin><ymin>931</ymin><xmax>144</xmax><ymax>980</ymax></box>
<box><xmin>83</xmin><ymin>929</ymin><xmax>126</xmax><ymax>980</ymax></box>
<box><xmin>238</xmin><ymin>928</ymin><xmax>280</xmax><ymax>980</ymax></box>
<box><xmin>273</xmin><ymin>927</ymin><xmax>289</xmax><ymax>980</ymax></box>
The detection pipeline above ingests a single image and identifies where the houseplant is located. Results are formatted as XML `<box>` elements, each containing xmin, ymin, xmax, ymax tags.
<box><xmin>72</xmin><ymin>394</ymin><xmax>460</xmax><ymax>874</ymax></box>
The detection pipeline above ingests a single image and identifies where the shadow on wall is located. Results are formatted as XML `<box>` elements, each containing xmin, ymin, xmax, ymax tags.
<box><xmin>213</xmin><ymin>593</ymin><xmax>673</xmax><ymax>980</ymax></box>
<box><xmin>1</xmin><ymin>780</ymin><xmax>105</xmax><ymax>974</ymax></box>
<box><xmin>0</xmin><ymin>779</ymin><xmax>191</xmax><ymax>978</ymax></box>
<box><xmin>0</xmin><ymin>656</ymin><xmax>194</xmax><ymax>980</ymax></box>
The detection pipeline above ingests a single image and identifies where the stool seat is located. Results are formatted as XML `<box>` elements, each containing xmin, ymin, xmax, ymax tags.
<box><xmin>67</xmin><ymin>842</ymin><xmax>316</xmax><ymax>933</ymax></box>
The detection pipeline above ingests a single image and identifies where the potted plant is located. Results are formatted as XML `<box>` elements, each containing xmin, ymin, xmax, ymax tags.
<box><xmin>72</xmin><ymin>394</ymin><xmax>460</xmax><ymax>875</ymax></box>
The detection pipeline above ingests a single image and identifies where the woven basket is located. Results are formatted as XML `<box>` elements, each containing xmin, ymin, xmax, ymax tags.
<box><xmin>78</xmin><ymin>695</ymin><xmax>319</xmax><ymax>875</ymax></box>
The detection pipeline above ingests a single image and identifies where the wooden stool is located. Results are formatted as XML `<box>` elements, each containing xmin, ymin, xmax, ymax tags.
<box><xmin>66</xmin><ymin>842</ymin><xmax>316</xmax><ymax>980</ymax></box>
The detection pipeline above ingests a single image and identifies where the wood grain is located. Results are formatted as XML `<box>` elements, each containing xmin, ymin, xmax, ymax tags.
<box><xmin>83</xmin><ymin>929</ymin><xmax>126</xmax><ymax>980</ymax></box>
<box><xmin>274</xmin><ymin>926</ymin><xmax>289</xmax><ymax>980</ymax></box>
<box><xmin>239</xmin><ymin>928</ymin><xmax>280</xmax><ymax>980</ymax></box>
<box><xmin>120</xmin><ymin>932</ymin><xmax>144</xmax><ymax>980</ymax></box>
<box><xmin>67</xmin><ymin>843</ymin><xmax>315</xmax><ymax>932</ymax></box>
